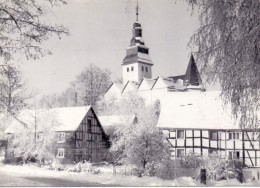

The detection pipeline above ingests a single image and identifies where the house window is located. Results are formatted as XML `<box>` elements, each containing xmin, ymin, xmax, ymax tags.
<box><xmin>228</xmin><ymin>132</ymin><xmax>240</xmax><ymax>140</ymax></box>
<box><xmin>142</xmin><ymin>66</ymin><xmax>144</xmax><ymax>71</ymax></box>
<box><xmin>57</xmin><ymin>148</ymin><xmax>65</xmax><ymax>158</ymax></box>
<box><xmin>176</xmin><ymin>149</ymin><xmax>184</xmax><ymax>157</ymax></box>
<box><xmin>145</xmin><ymin>67</ymin><xmax>148</xmax><ymax>72</ymax></box>
<box><xmin>127</xmin><ymin>67</ymin><xmax>129</xmax><ymax>72</ymax></box>
<box><xmin>57</xmin><ymin>132</ymin><xmax>65</xmax><ymax>143</ymax></box>
<box><xmin>87</xmin><ymin>119</ymin><xmax>92</xmax><ymax>132</ymax></box>
<box><xmin>177</xmin><ymin>130</ymin><xmax>184</xmax><ymax>139</ymax></box>
<box><xmin>228</xmin><ymin>151</ymin><xmax>240</xmax><ymax>159</ymax></box>
<box><xmin>209</xmin><ymin>148</ymin><xmax>218</xmax><ymax>154</ymax></box>
<box><xmin>209</xmin><ymin>131</ymin><xmax>218</xmax><ymax>140</ymax></box>
<box><xmin>131</xmin><ymin>67</ymin><xmax>134</xmax><ymax>71</ymax></box>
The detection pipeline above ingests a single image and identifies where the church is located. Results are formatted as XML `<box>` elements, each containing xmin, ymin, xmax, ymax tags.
<box><xmin>104</xmin><ymin>4</ymin><xmax>205</xmax><ymax>105</ymax></box>
<box><xmin>104</xmin><ymin>5</ymin><xmax>260</xmax><ymax>168</ymax></box>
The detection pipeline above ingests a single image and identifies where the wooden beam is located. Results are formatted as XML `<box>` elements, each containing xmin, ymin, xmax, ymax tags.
<box><xmin>242</xmin><ymin>131</ymin><xmax>245</xmax><ymax>167</ymax></box>
<box><xmin>200</xmin><ymin>130</ymin><xmax>202</xmax><ymax>156</ymax></box>
<box><xmin>246</xmin><ymin>150</ymin><xmax>254</xmax><ymax>166</ymax></box>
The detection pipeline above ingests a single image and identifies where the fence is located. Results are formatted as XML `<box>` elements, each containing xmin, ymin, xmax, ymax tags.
<box><xmin>111</xmin><ymin>164</ymin><xmax>200</xmax><ymax>180</ymax></box>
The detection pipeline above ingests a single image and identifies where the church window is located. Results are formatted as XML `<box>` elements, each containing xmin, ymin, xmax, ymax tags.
<box><xmin>145</xmin><ymin>67</ymin><xmax>148</xmax><ymax>72</ymax></box>
<box><xmin>142</xmin><ymin>66</ymin><xmax>144</xmax><ymax>71</ymax></box>
<box><xmin>131</xmin><ymin>67</ymin><xmax>134</xmax><ymax>71</ymax></box>
<box><xmin>127</xmin><ymin>68</ymin><xmax>129</xmax><ymax>72</ymax></box>
<box><xmin>137</xmin><ymin>47</ymin><xmax>148</xmax><ymax>54</ymax></box>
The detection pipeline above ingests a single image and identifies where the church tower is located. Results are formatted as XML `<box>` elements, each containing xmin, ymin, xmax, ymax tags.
<box><xmin>122</xmin><ymin>2</ymin><xmax>153</xmax><ymax>85</ymax></box>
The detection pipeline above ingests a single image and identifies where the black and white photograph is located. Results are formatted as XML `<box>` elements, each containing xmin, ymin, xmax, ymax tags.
<box><xmin>0</xmin><ymin>0</ymin><xmax>259</xmax><ymax>186</ymax></box>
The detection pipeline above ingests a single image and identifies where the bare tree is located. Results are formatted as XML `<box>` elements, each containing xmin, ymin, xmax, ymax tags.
<box><xmin>187</xmin><ymin>0</ymin><xmax>260</xmax><ymax>128</ymax></box>
<box><xmin>0</xmin><ymin>0</ymin><xmax>69</xmax><ymax>62</ymax></box>
<box><xmin>0</xmin><ymin>65</ymin><xmax>30</xmax><ymax>116</ymax></box>
<box><xmin>70</xmin><ymin>64</ymin><xmax>111</xmax><ymax>109</ymax></box>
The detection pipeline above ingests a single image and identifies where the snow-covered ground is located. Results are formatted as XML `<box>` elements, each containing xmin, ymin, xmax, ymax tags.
<box><xmin>0</xmin><ymin>163</ymin><xmax>259</xmax><ymax>186</ymax></box>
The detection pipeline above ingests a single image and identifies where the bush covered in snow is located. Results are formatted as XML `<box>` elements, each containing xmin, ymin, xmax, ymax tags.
<box><xmin>64</xmin><ymin>161</ymin><xmax>101</xmax><ymax>174</ymax></box>
<box><xmin>202</xmin><ymin>152</ymin><xmax>244</xmax><ymax>182</ymax></box>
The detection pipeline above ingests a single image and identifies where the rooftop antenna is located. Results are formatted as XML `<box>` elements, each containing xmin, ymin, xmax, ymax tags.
<box><xmin>136</xmin><ymin>0</ymin><xmax>139</xmax><ymax>22</ymax></box>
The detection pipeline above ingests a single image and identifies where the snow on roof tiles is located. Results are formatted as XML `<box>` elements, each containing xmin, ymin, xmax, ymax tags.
<box><xmin>157</xmin><ymin>91</ymin><xmax>239</xmax><ymax>130</ymax></box>
<box><xmin>4</xmin><ymin>106</ymin><xmax>92</xmax><ymax>134</ymax></box>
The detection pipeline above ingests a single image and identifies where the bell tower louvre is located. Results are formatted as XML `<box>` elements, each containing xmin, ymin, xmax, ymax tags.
<box><xmin>122</xmin><ymin>1</ymin><xmax>153</xmax><ymax>85</ymax></box>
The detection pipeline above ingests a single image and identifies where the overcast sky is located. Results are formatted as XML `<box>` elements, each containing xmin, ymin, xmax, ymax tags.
<box><xmin>17</xmin><ymin>0</ymin><xmax>211</xmax><ymax>96</ymax></box>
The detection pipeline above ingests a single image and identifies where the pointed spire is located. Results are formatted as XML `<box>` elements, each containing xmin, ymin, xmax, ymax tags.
<box><xmin>184</xmin><ymin>54</ymin><xmax>202</xmax><ymax>86</ymax></box>
<box><xmin>136</xmin><ymin>0</ymin><xmax>139</xmax><ymax>22</ymax></box>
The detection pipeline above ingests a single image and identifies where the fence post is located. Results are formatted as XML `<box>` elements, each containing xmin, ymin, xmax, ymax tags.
<box><xmin>200</xmin><ymin>168</ymin><xmax>206</xmax><ymax>185</ymax></box>
<box><xmin>257</xmin><ymin>171</ymin><xmax>260</xmax><ymax>180</ymax></box>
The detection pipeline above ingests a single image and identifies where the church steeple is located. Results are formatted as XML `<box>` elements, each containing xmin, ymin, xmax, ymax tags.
<box><xmin>122</xmin><ymin>1</ymin><xmax>153</xmax><ymax>85</ymax></box>
<box><xmin>184</xmin><ymin>54</ymin><xmax>202</xmax><ymax>86</ymax></box>
<box><xmin>136</xmin><ymin>0</ymin><xmax>139</xmax><ymax>22</ymax></box>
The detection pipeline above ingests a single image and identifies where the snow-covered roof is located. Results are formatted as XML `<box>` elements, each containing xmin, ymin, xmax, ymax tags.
<box><xmin>138</xmin><ymin>78</ymin><xmax>156</xmax><ymax>91</ymax></box>
<box><xmin>157</xmin><ymin>91</ymin><xmax>240</xmax><ymax>130</ymax></box>
<box><xmin>122</xmin><ymin>81</ymin><xmax>140</xmax><ymax>93</ymax></box>
<box><xmin>4</xmin><ymin>106</ymin><xmax>92</xmax><ymax>134</ymax></box>
<box><xmin>98</xmin><ymin>115</ymin><xmax>136</xmax><ymax>128</ymax></box>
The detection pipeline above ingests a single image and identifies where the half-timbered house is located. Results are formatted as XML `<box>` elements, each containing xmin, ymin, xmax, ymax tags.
<box><xmin>157</xmin><ymin>91</ymin><xmax>260</xmax><ymax>167</ymax></box>
<box><xmin>4</xmin><ymin>106</ymin><xmax>110</xmax><ymax>163</ymax></box>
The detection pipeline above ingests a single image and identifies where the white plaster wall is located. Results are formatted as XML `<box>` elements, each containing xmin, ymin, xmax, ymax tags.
<box><xmin>202</xmin><ymin>130</ymin><xmax>209</xmax><ymax>137</ymax></box>
<box><xmin>227</xmin><ymin>141</ymin><xmax>234</xmax><ymax>149</ymax></box>
<box><xmin>122</xmin><ymin>63</ymin><xmax>139</xmax><ymax>85</ymax></box>
<box><xmin>210</xmin><ymin>141</ymin><xmax>217</xmax><ymax>148</ymax></box>
<box><xmin>186</xmin><ymin>130</ymin><xmax>192</xmax><ymax>137</ymax></box>
<box><xmin>177</xmin><ymin>139</ymin><xmax>185</xmax><ymax>146</ymax></box>
<box><xmin>194</xmin><ymin>148</ymin><xmax>200</xmax><ymax>154</ymax></box>
<box><xmin>186</xmin><ymin>138</ymin><xmax>192</xmax><ymax>146</ymax></box>
<box><xmin>104</xmin><ymin>85</ymin><xmax>122</xmax><ymax>103</ymax></box>
<box><xmin>138</xmin><ymin>90</ymin><xmax>152</xmax><ymax>105</ymax></box>
<box><xmin>137</xmin><ymin>63</ymin><xmax>152</xmax><ymax>81</ymax></box>
<box><xmin>202</xmin><ymin>138</ymin><xmax>209</xmax><ymax>147</ymax></box>
<box><xmin>202</xmin><ymin>149</ymin><xmax>208</xmax><ymax>156</ymax></box>
<box><xmin>194</xmin><ymin>138</ymin><xmax>200</xmax><ymax>146</ymax></box>
<box><xmin>194</xmin><ymin>130</ymin><xmax>200</xmax><ymax>137</ymax></box>
<box><xmin>170</xmin><ymin>131</ymin><xmax>176</xmax><ymax>138</ymax></box>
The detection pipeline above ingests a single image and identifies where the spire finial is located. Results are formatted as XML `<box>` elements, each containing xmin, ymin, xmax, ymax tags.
<box><xmin>136</xmin><ymin>0</ymin><xmax>139</xmax><ymax>22</ymax></box>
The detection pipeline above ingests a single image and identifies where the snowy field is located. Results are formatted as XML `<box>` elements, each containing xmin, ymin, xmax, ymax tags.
<box><xmin>0</xmin><ymin>163</ymin><xmax>259</xmax><ymax>187</ymax></box>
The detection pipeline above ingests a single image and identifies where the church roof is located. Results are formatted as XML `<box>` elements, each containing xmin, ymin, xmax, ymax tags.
<box><xmin>184</xmin><ymin>55</ymin><xmax>202</xmax><ymax>86</ymax></box>
<box><xmin>138</xmin><ymin>78</ymin><xmax>157</xmax><ymax>90</ymax></box>
<box><xmin>122</xmin><ymin>81</ymin><xmax>140</xmax><ymax>93</ymax></box>
<box><xmin>152</xmin><ymin>76</ymin><xmax>186</xmax><ymax>91</ymax></box>
<box><xmin>157</xmin><ymin>91</ymin><xmax>239</xmax><ymax>130</ymax></box>
<box><xmin>98</xmin><ymin>115</ymin><xmax>136</xmax><ymax>128</ymax></box>
<box><xmin>4</xmin><ymin>106</ymin><xmax>92</xmax><ymax>134</ymax></box>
